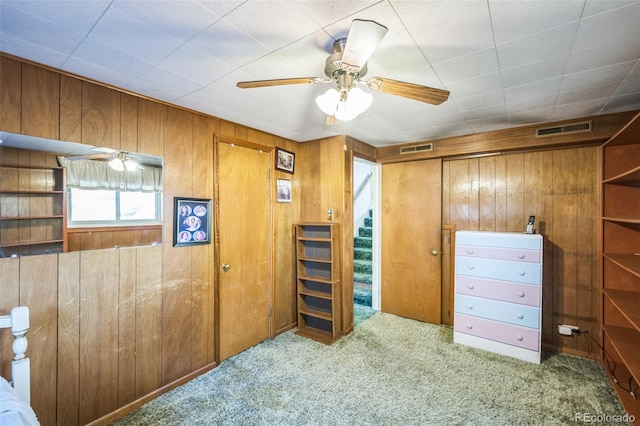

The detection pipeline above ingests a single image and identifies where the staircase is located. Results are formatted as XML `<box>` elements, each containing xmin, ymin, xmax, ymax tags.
<box><xmin>353</xmin><ymin>209</ymin><xmax>373</xmax><ymax>306</ymax></box>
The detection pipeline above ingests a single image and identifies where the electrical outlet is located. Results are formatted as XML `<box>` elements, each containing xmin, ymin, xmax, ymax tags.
<box><xmin>558</xmin><ymin>324</ymin><xmax>579</xmax><ymax>336</ymax></box>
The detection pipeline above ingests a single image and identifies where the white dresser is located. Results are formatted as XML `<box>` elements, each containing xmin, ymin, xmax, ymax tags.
<box><xmin>453</xmin><ymin>230</ymin><xmax>543</xmax><ymax>363</ymax></box>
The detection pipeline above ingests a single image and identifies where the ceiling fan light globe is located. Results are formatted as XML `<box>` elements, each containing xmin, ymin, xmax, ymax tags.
<box><xmin>108</xmin><ymin>157</ymin><xmax>125</xmax><ymax>171</ymax></box>
<box><xmin>348</xmin><ymin>87</ymin><xmax>373</xmax><ymax>114</ymax></box>
<box><xmin>335</xmin><ymin>101</ymin><xmax>359</xmax><ymax>121</ymax></box>
<box><xmin>124</xmin><ymin>159</ymin><xmax>139</xmax><ymax>171</ymax></box>
<box><xmin>315</xmin><ymin>88</ymin><xmax>340</xmax><ymax>115</ymax></box>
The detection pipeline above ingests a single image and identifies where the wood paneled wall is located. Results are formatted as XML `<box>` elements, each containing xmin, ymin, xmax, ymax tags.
<box><xmin>442</xmin><ymin>147</ymin><xmax>601</xmax><ymax>358</ymax></box>
<box><xmin>0</xmin><ymin>55</ymin><xmax>301</xmax><ymax>425</ymax></box>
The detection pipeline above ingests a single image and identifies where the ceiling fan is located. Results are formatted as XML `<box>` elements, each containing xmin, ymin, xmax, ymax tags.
<box><xmin>237</xmin><ymin>19</ymin><xmax>450</xmax><ymax>123</ymax></box>
<box><xmin>65</xmin><ymin>149</ymin><xmax>143</xmax><ymax>171</ymax></box>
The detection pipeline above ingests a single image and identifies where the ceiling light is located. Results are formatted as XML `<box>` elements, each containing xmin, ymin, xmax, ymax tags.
<box><xmin>108</xmin><ymin>152</ymin><xmax>140</xmax><ymax>171</ymax></box>
<box><xmin>315</xmin><ymin>86</ymin><xmax>372</xmax><ymax>121</ymax></box>
<box><xmin>108</xmin><ymin>157</ymin><xmax>125</xmax><ymax>171</ymax></box>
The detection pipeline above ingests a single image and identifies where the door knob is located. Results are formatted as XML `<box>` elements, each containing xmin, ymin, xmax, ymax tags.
<box><xmin>222</xmin><ymin>263</ymin><xmax>231</xmax><ymax>272</ymax></box>
<box><xmin>432</xmin><ymin>250</ymin><xmax>439</xmax><ymax>256</ymax></box>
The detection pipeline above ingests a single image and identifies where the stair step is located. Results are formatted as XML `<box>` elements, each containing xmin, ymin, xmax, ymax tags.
<box><xmin>364</xmin><ymin>217</ymin><xmax>373</xmax><ymax>228</ymax></box>
<box><xmin>354</xmin><ymin>236</ymin><xmax>372</xmax><ymax>249</ymax></box>
<box><xmin>354</xmin><ymin>247</ymin><xmax>372</xmax><ymax>261</ymax></box>
<box><xmin>354</xmin><ymin>288</ymin><xmax>372</xmax><ymax>307</ymax></box>
<box><xmin>354</xmin><ymin>259</ymin><xmax>372</xmax><ymax>274</ymax></box>
<box><xmin>358</xmin><ymin>227</ymin><xmax>372</xmax><ymax>238</ymax></box>
<box><xmin>354</xmin><ymin>272</ymin><xmax>372</xmax><ymax>285</ymax></box>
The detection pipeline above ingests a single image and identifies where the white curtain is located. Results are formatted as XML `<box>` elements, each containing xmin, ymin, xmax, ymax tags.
<box><xmin>57</xmin><ymin>156</ymin><xmax>162</xmax><ymax>192</ymax></box>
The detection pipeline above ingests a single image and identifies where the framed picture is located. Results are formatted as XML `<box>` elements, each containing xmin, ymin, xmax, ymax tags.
<box><xmin>277</xmin><ymin>178</ymin><xmax>292</xmax><ymax>203</ymax></box>
<box><xmin>173</xmin><ymin>197</ymin><xmax>212</xmax><ymax>247</ymax></box>
<box><xmin>275</xmin><ymin>147</ymin><xmax>295</xmax><ymax>174</ymax></box>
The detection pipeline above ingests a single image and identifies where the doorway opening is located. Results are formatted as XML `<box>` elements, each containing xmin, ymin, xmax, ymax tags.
<box><xmin>353</xmin><ymin>157</ymin><xmax>380</xmax><ymax>325</ymax></box>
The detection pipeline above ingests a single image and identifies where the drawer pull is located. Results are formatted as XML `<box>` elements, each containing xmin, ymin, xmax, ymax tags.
<box><xmin>516</xmin><ymin>335</ymin><xmax>523</xmax><ymax>341</ymax></box>
<box><xmin>466</xmin><ymin>249</ymin><xmax>474</xmax><ymax>255</ymax></box>
<box><xmin>467</xmin><ymin>265</ymin><xmax>475</xmax><ymax>270</ymax></box>
<box><xmin>517</xmin><ymin>271</ymin><xmax>525</xmax><ymax>276</ymax></box>
<box><xmin>467</xmin><ymin>284</ymin><xmax>474</xmax><ymax>290</ymax></box>
<box><xmin>516</xmin><ymin>313</ymin><xmax>524</xmax><ymax>319</ymax></box>
<box><xmin>467</xmin><ymin>304</ymin><xmax>473</xmax><ymax>310</ymax></box>
<box><xmin>466</xmin><ymin>323</ymin><xmax>473</xmax><ymax>330</ymax></box>
<box><xmin>517</xmin><ymin>253</ymin><xmax>525</xmax><ymax>259</ymax></box>
<box><xmin>517</xmin><ymin>291</ymin><xmax>525</xmax><ymax>297</ymax></box>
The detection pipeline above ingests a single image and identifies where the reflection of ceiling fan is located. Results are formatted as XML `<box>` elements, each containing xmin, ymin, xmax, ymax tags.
<box><xmin>66</xmin><ymin>149</ymin><xmax>143</xmax><ymax>171</ymax></box>
<box><xmin>237</xmin><ymin>19</ymin><xmax>450</xmax><ymax>124</ymax></box>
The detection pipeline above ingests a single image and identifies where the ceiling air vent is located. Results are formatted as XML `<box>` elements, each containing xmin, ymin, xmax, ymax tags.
<box><xmin>400</xmin><ymin>143</ymin><xmax>433</xmax><ymax>154</ymax></box>
<box><xmin>535</xmin><ymin>120</ymin><xmax>592</xmax><ymax>138</ymax></box>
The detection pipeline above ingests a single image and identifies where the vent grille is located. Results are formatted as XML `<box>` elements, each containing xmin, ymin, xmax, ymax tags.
<box><xmin>535</xmin><ymin>121</ymin><xmax>592</xmax><ymax>138</ymax></box>
<box><xmin>400</xmin><ymin>143</ymin><xmax>433</xmax><ymax>154</ymax></box>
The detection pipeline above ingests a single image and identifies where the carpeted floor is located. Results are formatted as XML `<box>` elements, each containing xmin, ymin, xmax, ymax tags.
<box><xmin>113</xmin><ymin>312</ymin><xmax>627</xmax><ymax>425</ymax></box>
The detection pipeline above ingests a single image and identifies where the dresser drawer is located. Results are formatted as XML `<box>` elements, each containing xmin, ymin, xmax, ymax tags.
<box><xmin>455</xmin><ymin>294</ymin><xmax>540</xmax><ymax>328</ymax></box>
<box><xmin>455</xmin><ymin>275</ymin><xmax>540</xmax><ymax>307</ymax></box>
<box><xmin>457</xmin><ymin>245</ymin><xmax>540</xmax><ymax>263</ymax></box>
<box><xmin>455</xmin><ymin>313</ymin><xmax>540</xmax><ymax>351</ymax></box>
<box><xmin>455</xmin><ymin>256</ymin><xmax>541</xmax><ymax>285</ymax></box>
<box><xmin>456</xmin><ymin>230</ymin><xmax>542</xmax><ymax>250</ymax></box>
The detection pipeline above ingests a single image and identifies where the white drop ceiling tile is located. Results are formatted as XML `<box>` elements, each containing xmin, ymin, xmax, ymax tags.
<box><xmin>273</xmin><ymin>30</ymin><xmax>335</xmax><ymax>77</ymax></box>
<box><xmin>2</xmin><ymin>0</ymin><xmax>110</xmax><ymax>36</ymax></box>
<box><xmin>628</xmin><ymin>62</ymin><xmax>640</xmax><ymax>79</ymax></box>
<box><xmin>294</xmin><ymin>0</ymin><xmax>381</xmax><ymax>27</ymax></box>
<box><xmin>453</xmin><ymin>89</ymin><xmax>505</xmax><ymax>112</ymax></box>
<box><xmin>506</xmin><ymin>95</ymin><xmax>557</xmax><ymax>115</ymax></box>
<box><xmin>222</xmin><ymin>2</ymin><xmax>322</xmax><ymax>51</ymax></box>
<box><xmin>573</xmin><ymin>2</ymin><xmax>640</xmax><ymax>50</ymax></box>
<box><xmin>417</xmin><ymin>17</ymin><xmax>495</xmax><ymax>65</ymax></box>
<box><xmin>582</xmin><ymin>0</ymin><xmax>638</xmax><ymax>17</ymax></box>
<box><xmin>72</xmin><ymin>38</ymin><xmax>155</xmax><ymax>79</ymax></box>
<box><xmin>0</xmin><ymin>4</ymin><xmax>85</xmax><ymax>54</ymax></box>
<box><xmin>62</xmin><ymin>56</ymin><xmax>134</xmax><ymax>90</ymax></box>
<box><xmin>601</xmin><ymin>92</ymin><xmax>640</xmax><ymax>113</ymax></box>
<box><xmin>236</xmin><ymin>53</ymin><xmax>311</xmax><ymax>87</ymax></box>
<box><xmin>489</xmin><ymin>0</ymin><xmax>583</xmax><ymax>45</ymax></box>
<box><xmin>468</xmin><ymin>115</ymin><xmax>510</xmax><ymax>134</ymax></box>
<box><xmin>157</xmin><ymin>44</ymin><xmax>233</xmax><ymax>86</ymax></box>
<box><xmin>557</xmin><ymin>83</ymin><xmax>619</xmax><ymax>106</ymax></box>
<box><xmin>136</xmin><ymin>67</ymin><xmax>204</xmax><ymax>100</ymax></box>
<box><xmin>614</xmin><ymin>76</ymin><xmax>640</xmax><ymax>96</ymax></box>
<box><xmin>187</xmin><ymin>19</ymin><xmax>270</xmax><ymax>69</ymax></box>
<box><xmin>88</xmin><ymin>7</ymin><xmax>183</xmax><ymax>65</ymax></box>
<box><xmin>433</xmin><ymin>48</ymin><xmax>499</xmax><ymax>85</ymax></box>
<box><xmin>496</xmin><ymin>23</ymin><xmax>579</xmax><ymax>70</ymax></box>
<box><xmin>195</xmin><ymin>0</ymin><xmax>246</xmax><ymax>19</ymax></box>
<box><xmin>552</xmin><ymin>98</ymin><xmax>608</xmax><ymax>121</ymax></box>
<box><xmin>500</xmin><ymin>55</ymin><xmax>569</xmax><ymax>88</ymax></box>
<box><xmin>392</xmin><ymin>0</ymin><xmax>490</xmax><ymax>36</ymax></box>
<box><xmin>462</xmin><ymin>104</ymin><xmax>507</xmax><ymax>121</ymax></box>
<box><xmin>503</xmin><ymin>77</ymin><xmax>562</xmax><ymax>103</ymax></box>
<box><xmin>566</xmin><ymin>36</ymin><xmax>640</xmax><ymax>74</ymax></box>
<box><xmin>111</xmin><ymin>0</ymin><xmax>221</xmax><ymax>42</ymax></box>
<box><xmin>447</xmin><ymin>73</ymin><xmax>503</xmax><ymax>100</ymax></box>
<box><xmin>508</xmin><ymin>107</ymin><xmax>555</xmax><ymax>126</ymax></box>
<box><xmin>0</xmin><ymin>33</ymin><xmax>69</xmax><ymax>69</ymax></box>
<box><xmin>560</xmin><ymin>61</ymin><xmax>636</xmax><ymax>93</ymax></box>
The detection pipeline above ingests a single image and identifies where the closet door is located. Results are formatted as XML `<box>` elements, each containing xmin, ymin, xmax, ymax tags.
<box><xmin>216</xmin><ymin>141</ymin><xmax>272</xmax><ymax>361</ymax></box>
<box><xmin>381</xmin><ymin>158</ymin><xmax>442</xmax><ymax>324</ymax></box>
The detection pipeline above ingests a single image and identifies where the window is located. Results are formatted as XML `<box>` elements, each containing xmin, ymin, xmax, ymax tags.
<box><xmin>68</xmin><ymin>188</ymin><xmax>161</xmax><ymax>227</ymax></box>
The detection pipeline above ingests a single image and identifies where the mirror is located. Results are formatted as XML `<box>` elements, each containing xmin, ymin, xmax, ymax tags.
<box><xmin>0</xmin><ymin>132</ymin><xmax>163</xmax><ymax>256</ymax></box>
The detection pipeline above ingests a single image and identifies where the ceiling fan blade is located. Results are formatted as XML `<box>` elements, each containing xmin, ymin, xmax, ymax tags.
<box><xmin>237</xmin><ymin>77</ymin><xmax>327</xmax><ymax>89</ymax></box>
<box><xmin>366</xmin><ymin>77</ymin><xmax>450</xmax><ymax>105</ymax></box>
<box><xmin>65</xmin><ymin>153</ymin><xmax>112</xmax><ymax>161</ymax></box>
<box><xmin>340</xmin><ymin>19</ymin><xmax>388</xmax><ymax>73</ymax></box>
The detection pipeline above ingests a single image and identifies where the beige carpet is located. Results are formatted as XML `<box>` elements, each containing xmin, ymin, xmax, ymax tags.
<box><xmin>113</xmin><ymin>312</ymin><xmax>627</xmax><ymax>425</ymax></box>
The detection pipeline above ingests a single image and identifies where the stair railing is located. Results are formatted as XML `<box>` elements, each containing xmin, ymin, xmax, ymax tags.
<box><xmin>353</xmin><ymin>172</ymin><xmax>372</xmax><ymax>202</ymax></box>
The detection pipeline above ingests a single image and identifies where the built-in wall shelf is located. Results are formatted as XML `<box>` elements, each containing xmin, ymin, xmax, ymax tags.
<box><xmin>600</xmin><ymin>110</ymin><xmax>640</xmax><ymax>420</ymax></box>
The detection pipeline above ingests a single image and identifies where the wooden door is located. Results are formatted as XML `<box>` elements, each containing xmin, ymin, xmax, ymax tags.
<box><xmin>381</xmin><ymin>159</ymin><xmax>442</xmax><ymax>324</ymax></box>
<box><xmin>216</xmin><ymin>141</ymin><xmax>272</xmax><ymax>361</ymax></box>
